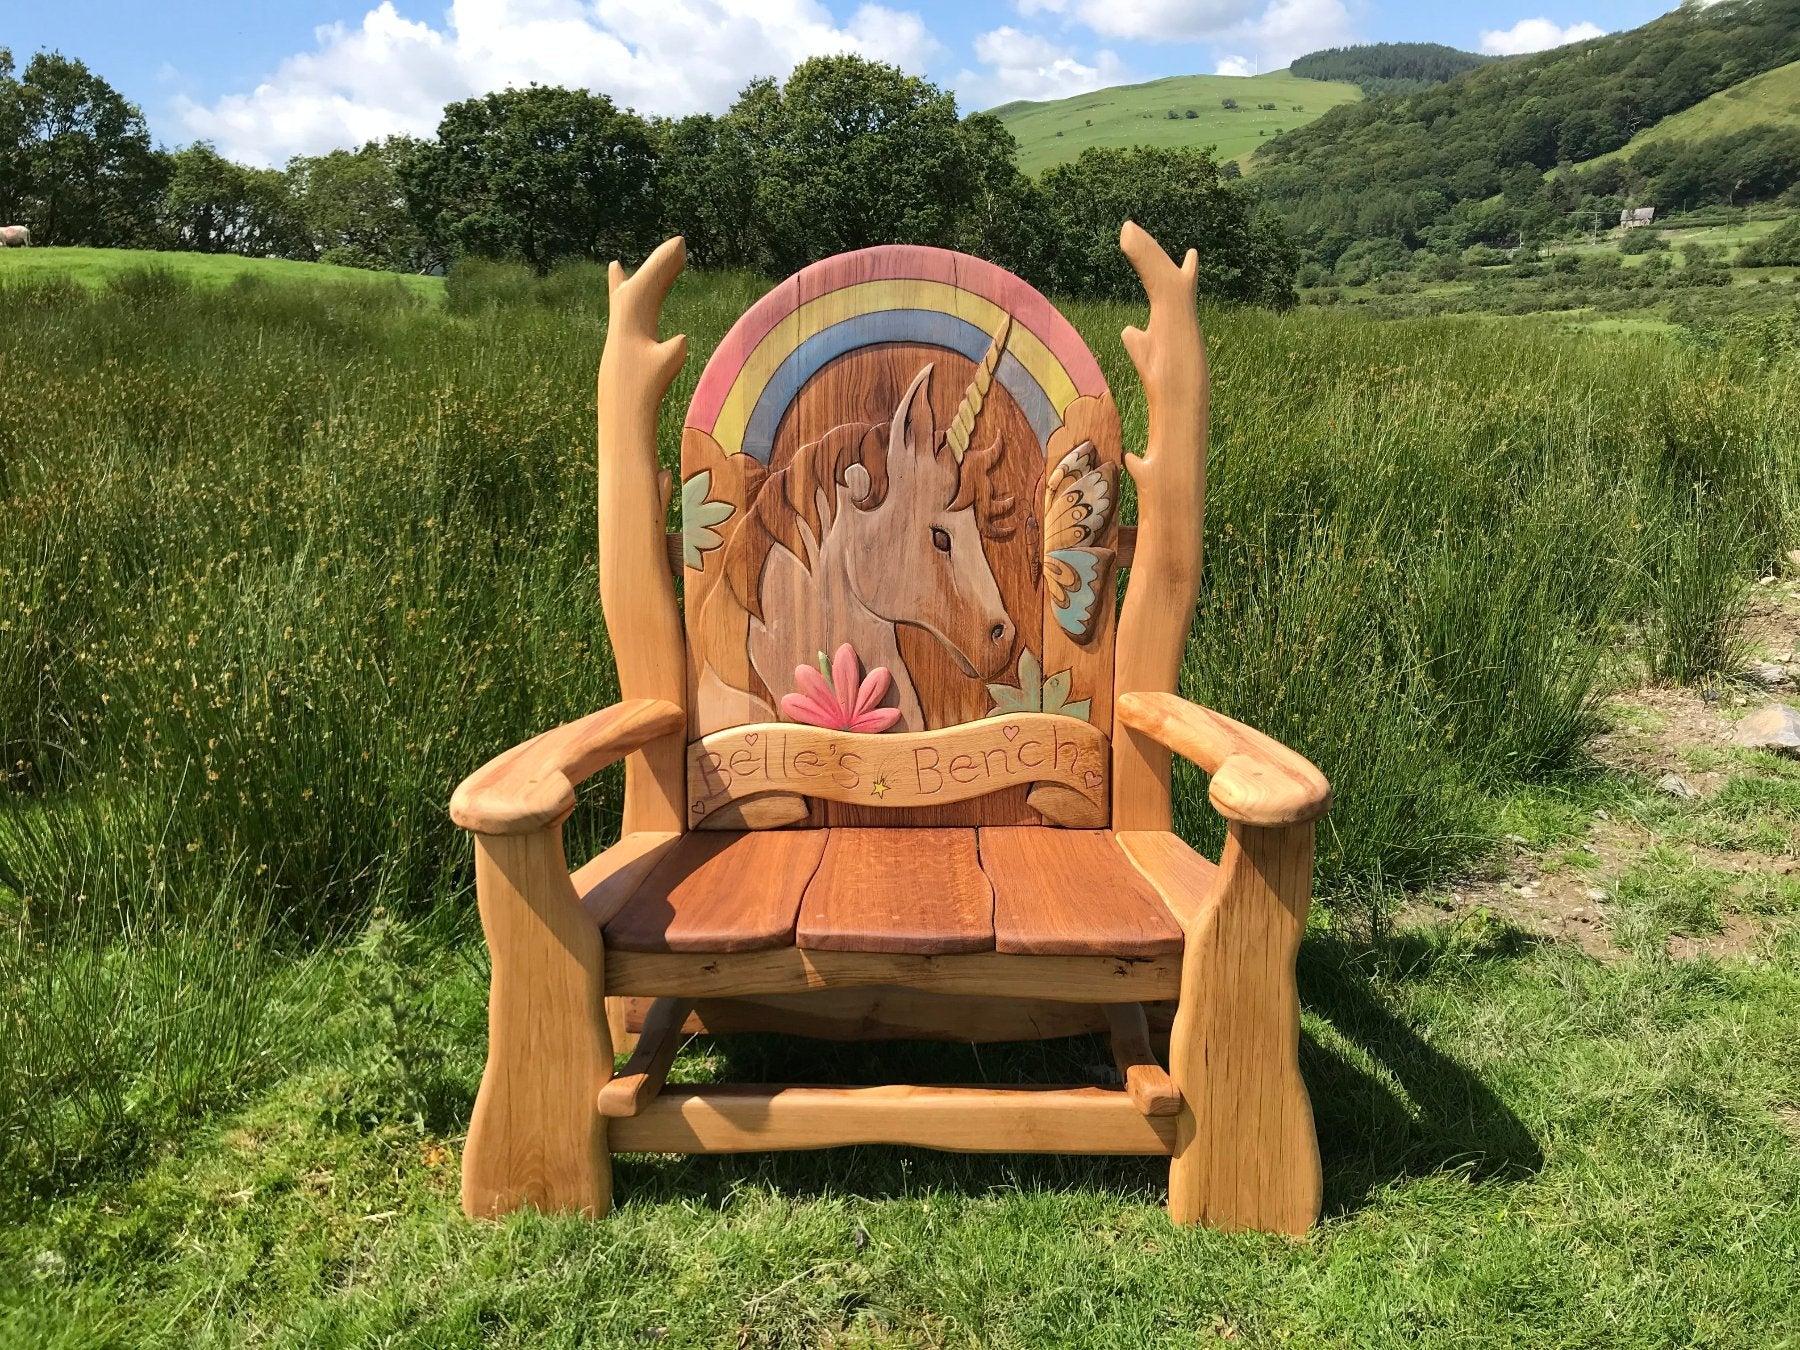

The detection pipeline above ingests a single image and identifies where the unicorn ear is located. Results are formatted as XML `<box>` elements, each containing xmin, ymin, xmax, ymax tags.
<box><xmin>890</xmin><ymin>364</ymin><xmax>936</xmax><ymax>460</ymax></box>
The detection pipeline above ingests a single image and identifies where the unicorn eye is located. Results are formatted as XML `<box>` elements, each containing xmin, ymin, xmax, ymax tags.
<box><xmin>930</xmin><ymin>527</ymin><xmax>951</xmax><ymax>554</ymax></box>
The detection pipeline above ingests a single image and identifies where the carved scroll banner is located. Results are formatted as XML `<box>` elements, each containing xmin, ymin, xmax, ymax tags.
<box><xmin>686</xmin><ymin>715</ymin><xmax>1109</xmax><ymax>828</ymax></box>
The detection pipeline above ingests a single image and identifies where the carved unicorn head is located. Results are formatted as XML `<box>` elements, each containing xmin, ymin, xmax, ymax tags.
<box><xmin>838</xmin><ymin>342</ymin><xmax>1018</xmax><ymax>681</ymax></box>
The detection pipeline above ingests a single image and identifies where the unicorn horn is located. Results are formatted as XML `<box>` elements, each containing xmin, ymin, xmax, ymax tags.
<box><xmin>944</xmin><ymin>315</ymin><xmax>1011</xmax><ymax>464</ymax></box>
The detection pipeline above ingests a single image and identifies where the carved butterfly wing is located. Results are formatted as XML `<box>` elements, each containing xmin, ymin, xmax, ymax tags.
<box><xmin>1041</xmin><ymin>442</ymin><xmax>1117</xmax><ymax>642</ymax></box>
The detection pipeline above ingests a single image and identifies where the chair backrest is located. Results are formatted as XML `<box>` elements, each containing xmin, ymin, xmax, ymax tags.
<box><xmin>678</xmin><ymin>247</ymin><xmax>1124</xmax><ymax>828</ymax></box>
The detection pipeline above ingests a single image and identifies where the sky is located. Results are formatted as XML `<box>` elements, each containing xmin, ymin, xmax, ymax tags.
<box><xmin>7</xmin><ymin>0</ymin><xmax>1686</xmax><ymax>165</ymax></box>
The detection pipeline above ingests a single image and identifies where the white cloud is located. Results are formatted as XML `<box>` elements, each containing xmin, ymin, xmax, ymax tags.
<box><xmin>175</xmin><ymin>0</ymin><xmax>941</xmax><ymax>165</ymax></box>
<box><xmin>1215</xmin><ymin>55</ymin><xmax>1255</xmax><ymax>76</ymax></box>
<box><xmin>1477</xmin><ymin>17</ymin><xmax>1605</xmax><ymax>56</ymax></box>
<box><xmin>1008</xmin><ymin>0</ymin><xmax>1352</xmax><ymax>72</ymax></box>
<box><xmin>958</xmin><ymin>25</ymin><xmax>1128</xmax><ymax>105</ymax></box>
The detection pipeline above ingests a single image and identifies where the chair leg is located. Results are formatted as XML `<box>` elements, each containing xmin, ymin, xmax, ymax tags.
<box><xmin>1167</xmin><ymin>821</ymin><xmax>1321</xmax><ymax>1234</ymax></box>
<box><xmin>463</xmin><ymin>827</ymin><xmax>613</xmax><ymax>1218</ymax></box>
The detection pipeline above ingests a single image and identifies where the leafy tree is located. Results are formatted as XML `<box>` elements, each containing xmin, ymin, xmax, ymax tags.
<box><xmin>951</xmin><ymin>111</ymin><xmax>1053</xmax><ymax>283</ymax></box>
<box><xmin>404</xmin><ymin>85</ymin><xmax>659</xmax><ymax>272</ymax></box>
<box><xmin>163</xmin><ymin>142</ymin><xmax>305</xmax><ymax>256</ymax></box>
<box><xmin>287</xmin><ymin>139</ymin><xmax>424</xmax><ymax>270</ymax></box>
<box><xmin>652</xmin><ymin>112</ymin><xmax>761</xmax><ymax>270</ymax></box>
<box><xmin>729</xmin><ymin>56</ymin><xmax>970</xmax><ymax>274</ymax></box>
<box><xmin>1038</xmin><ymin>146</ymin><xmax>1297</xmax><ymax>307</ymax></box>
<box><xmin>1</xmin><ymin>50</ymin><xmax>166</xmax><ymax>244</ymax></box>
<box><xmin>1735</xmin><ymin>217</ymin><xmax>1800</xmax><ymax>268</ymax></box>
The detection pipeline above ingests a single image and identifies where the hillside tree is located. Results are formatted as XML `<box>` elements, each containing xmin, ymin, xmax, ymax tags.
<box><xmin>403</xmin><ymin>85</ymin><xmax>660</xmax><ymax>272</ymax></box>
<box><xmin>0</xmin><ymin>50</ymin><xmax>166</xmax><ymax>244</ymax></box>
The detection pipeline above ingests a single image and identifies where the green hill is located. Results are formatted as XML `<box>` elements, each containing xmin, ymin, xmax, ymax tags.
<box><xmin>0</xmin><ymin>246</ymin><xmax>442</xmax><ymax>298</ymax></box>
<box><xmin>1573</xmin><ymin>58</ymin><xmax>1800</xmax><ymax>170</ymax></box>
<box><xmin>1253</xmin><ymin>0</ymin><xmax>1800</xmax><ymax>261</ymax></box>
<box><xmin>992</xmin><ymin>71</ymin><xmax>1361</xmax><ymax>177</ymax></box>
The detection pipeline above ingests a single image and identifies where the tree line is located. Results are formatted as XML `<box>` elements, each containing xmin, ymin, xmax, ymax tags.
<box><xmin>1256</xmin><ymin>0</ymin><xmax>1800</xmax><ymax>268</ymax></box>
<box><xmin>0</xmin><ymin>48</ymin><xmax>1296</xmax><ymax>307</ymax></box>
<box><xmin>1288</xmin><ymin>43</ymin><xmax>1489</xmax><ymax>99</ymax></box>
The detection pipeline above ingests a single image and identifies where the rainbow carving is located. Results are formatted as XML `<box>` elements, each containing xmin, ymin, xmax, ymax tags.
<box><xmin>686</xmin><ymin>246</ymin><xmax>1110</xmax><ymax>463</ymax></box>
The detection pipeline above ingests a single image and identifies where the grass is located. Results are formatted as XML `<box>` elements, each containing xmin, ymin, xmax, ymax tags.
<box><xmin>0</xmin><ymin>245</ymin><xmax>445</xmax><ymax>298</ymax></box>
<box><xmin>4</xmin><ymin>909</ymin><xmax>1797</xmax><ymax>1344</ymax></box>
<box><xmin>1571</xmin><ymin>58</ymin><xmax>1800</xmax><ymax>171</ymax></box>
<box><xmin>992</xmin><ymin>70</ymin><xmax>1362</xmax><ymax>176</ymax></box>
<box><xmin>4</xmin><ymin>257</ymin><xmax>1800</xmax><ymax>1343</ymax></box>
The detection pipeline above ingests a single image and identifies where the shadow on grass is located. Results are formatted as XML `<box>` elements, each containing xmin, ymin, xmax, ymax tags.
<box><xmin>1302</xmin><ymin>930</ymin><xmax>1546</xmax><ymax>1217</ymax></box>
<box><xmin>612</xmin><ymin>928</ymin><xmax>1545</xmax><ymax>1218</ymax></box>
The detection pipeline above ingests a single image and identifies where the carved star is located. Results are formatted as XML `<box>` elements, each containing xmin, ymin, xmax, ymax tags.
<box><xmin>870</xmin><ymin>776</ymin><xmax>889</xmax><ymax>798</ymax></box>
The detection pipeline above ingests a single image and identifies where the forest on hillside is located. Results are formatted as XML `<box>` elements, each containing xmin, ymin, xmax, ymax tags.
<box><xmin>1258</xmin><ymin>0</ymin><xmax>1800</xmax><ymax>266</ymax></box>
<box><xmin>1289</xmin><ymin>43</ymin><xmax>1489</xmax><ymax>98</ymax></box>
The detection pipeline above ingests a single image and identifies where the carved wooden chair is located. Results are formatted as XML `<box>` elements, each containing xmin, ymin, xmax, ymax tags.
<box><xmin>450</xmin><ymin>223</ymin><xmax>1330</xmax><ymax>1233</ymax></box>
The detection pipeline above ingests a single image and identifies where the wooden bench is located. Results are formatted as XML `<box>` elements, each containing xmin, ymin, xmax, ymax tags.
<box><xmin>449</xmin><ymin>222</ymin><xmax>1329</xmax><ymax>1233</ymax></box>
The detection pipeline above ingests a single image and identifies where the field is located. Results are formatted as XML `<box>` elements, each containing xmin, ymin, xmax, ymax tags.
<box><xmin>0</xmin><ymin>245</ymin><xmax>444</xmax><ymax>297</ymax></box>
<box><xmin>991</xmin><ymin>70</ymin><xmax>1361</xmax><ymax>176</ymax></box>
<box><xmin>4</xmin><ymin>255</ymin><xmax>1800</xmax><ymax>1344</ymax></box>
<box><xmin>1571</xmin><ymin>58</ymin><xmax>1800</xmax><ymax>171</ymax></box>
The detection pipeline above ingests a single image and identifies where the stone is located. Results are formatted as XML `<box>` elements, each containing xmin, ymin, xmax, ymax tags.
<box><xmin>1584</xmin><ymin>887</ymin><xmax>1609</xmax><ymax>902</ymax></box>
<box><xmin>1745</xmin><ymin>661</ymin><xmax>1789</xmax><ymax>687</ymax></box>
<box><xmin>1735</xmin><ymin>704</ymin><xmax>1800</xmax><ymax>754</ymax></box>
<box><xmin>1787</xmin><ymin>548</ymin><xmax>1800</xmax><ymax>571</ymax></box>
<box><xmin>1656</xmin><ymin>772</ymin><xmax>1699</xmax><ymax>800</ymax></box>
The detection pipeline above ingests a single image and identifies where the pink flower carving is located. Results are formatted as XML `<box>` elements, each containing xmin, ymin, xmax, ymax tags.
<box><xmin>780</xmin><ymin>643</ymin><xmax>902</xmax><ymax>733</ymax></box>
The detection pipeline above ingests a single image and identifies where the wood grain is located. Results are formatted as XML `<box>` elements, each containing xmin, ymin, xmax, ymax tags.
<box><xmin>597</xmin><ymin>238</ymin><xmax>693</xmax><ymax>835</ymax></box>
<box><xmin>686</xmin><ymin>716</ymin><xmax>1108</xmax><ymax>828</ymax></box>
<box><xmin>668</xmin><ymin>512</ymin><xmax>1133</xmax><ymax>574</ymax></box>
<box><xmin>1111</xmin><ymin>222</ymin><xmax>1209</xmax><ymax>834</ymax></box>
<box><xmin>451</xmin><ymin>700</ymin><xmax>685</xmax><ymax>835</ymax></box>
<box><xmin>617</xmin><ymin>990</ymin><xmax>1112</xmax><ymax>1042</ymax></box>
<box><xmin>980</xmin><ymin>827</ymin><xmax>1183</xmax><ymax>957</ymax></box>
<box><xmin>602</xmin><ymin>830</ymin><xmax>827</xmax><ymax>953</ymax></box>
<box><xmin>1116</xmin><ymin>692</ymin><xmax>1330</xmax><ymax>828</ymax></box>
<box><xmin>796</xmin><ymin>828</ymin><xmax>993</xmax><ymax>954</ymax></box>
<box><xmin>598</xmin><ymin>997</ymin><xmax>693</xmax><ymax>1118</ymax></box>
<box><xmin>1103</xmin><ymin>1002</ymin><xmax>1181</xmax><ymax>1117</ymax></box>
<box><xmin>462</xmin><ymin>827</ymin><xmax>611</xmax><ymax>1218</ymax></box>
<box><xmin>609</xmin><ymin>1084</ymin><xmax>1176</xmax><ymax>1156</ymax></box>
<box><xmin>1114</xmin><ymin>829</ymin><xmax>1221</xmax><ymax>929</ymax></box>
<box><xmin>607</xmin><ymin>945</ymin><xmax>1181</xmax><ymax>1002</ymax></box>
<box><xmin>1135</xmin><ymin>822</ymin><xmax>1322</xmax><ymax>1234</ymax></box>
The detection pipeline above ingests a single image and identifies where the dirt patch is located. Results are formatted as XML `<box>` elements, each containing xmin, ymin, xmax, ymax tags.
<box><xmin>1667</xmin><ymin>914</ymin><xmax>1765</xmax><ymax>962</ymax></box>
<box><xmin>1408</xmin><ymin>582</ymin><xmax>1800</xmax><ymax>961</ymax></box>
<box><xmin>1586</xmin><ymin>684</ymin><xmax>1737</xmax><ymax>791</ymax></box>
<box><xmin>1776</xmin><ymin>1105</ymin><xmax>1800</xmax><ymax>1146</ymax></box>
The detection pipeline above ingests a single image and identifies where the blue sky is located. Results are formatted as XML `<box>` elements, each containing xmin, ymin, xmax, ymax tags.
<box><xmin>7</xmin><ymin>0</ymin><xmax>1680</xmax><ymax>164</ymax></box>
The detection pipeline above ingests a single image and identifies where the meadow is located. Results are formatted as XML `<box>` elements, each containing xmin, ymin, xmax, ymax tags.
<box><xmin>992</xmin><ymin>70</ymin><xmax>1361</xmax><ymax>176</ymax></box>
<box><xmin>3</xmin><ymin>255</ymin><xmax>1799</xmax><ymax>1345</ymax></box>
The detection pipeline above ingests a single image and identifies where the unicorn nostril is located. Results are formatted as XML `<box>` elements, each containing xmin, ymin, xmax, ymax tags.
<box><xmin>990</xmin><ymin>623</ymin><xmax>1008</xmax><ymax>645</ymax></box>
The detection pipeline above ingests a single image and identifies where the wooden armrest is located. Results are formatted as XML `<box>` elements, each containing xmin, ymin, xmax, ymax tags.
<box><xmin>1115</xmin><ymin>692</ymin><xmax>1330</xmax><ymax>828</ymax></box>
<box><xmin>450</xmin><ymin>699</ymin><xmax>685</xmax><ymax>835</ymax></box>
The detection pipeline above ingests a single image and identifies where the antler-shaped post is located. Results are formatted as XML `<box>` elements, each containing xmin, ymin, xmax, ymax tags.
<box><xmin>597</xmin><ymin>237</ymin><xmax>691</xmax><ymax>834</ymax></box>
<box><xmin>1113</xmin><ymin>221</ymin><xmax>1209</xmax><ymax>831</ymax></box>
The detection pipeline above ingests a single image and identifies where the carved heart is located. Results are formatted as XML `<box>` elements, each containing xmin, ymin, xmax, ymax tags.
<box><xmin>1003</xmin><ymin>725</ymin><xmax>1021</xmax><ymax>741</ymax></box>
<box><xmin>691</xmin><ymin>801</ymin><xmax>705</xmax><ymax>814</ymax></box>
<box><xmin>1083</xmin><ymin>771</ymin><xmax>1103</xmax><ymax>789</ymax></box>
<box><xmin>744</xmin><ymin>733</ymin><xmax>759</xmax><ymax>746</ymax></box>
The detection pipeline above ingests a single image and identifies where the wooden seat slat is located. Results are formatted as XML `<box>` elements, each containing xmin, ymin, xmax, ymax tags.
<box><xmin>796</xmin><ymin>828</ymin><xmax>994</xmax><ymax>954</ymax></box>
<box><xmin>602</xmin><ymin>830</ymin><xmax>827</xmax><ymax>953</ymax></box>
<box><xmin>982</xmin><ymin>827</ymin><xmax>1185</xmax><ymax>957</ymax></box>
